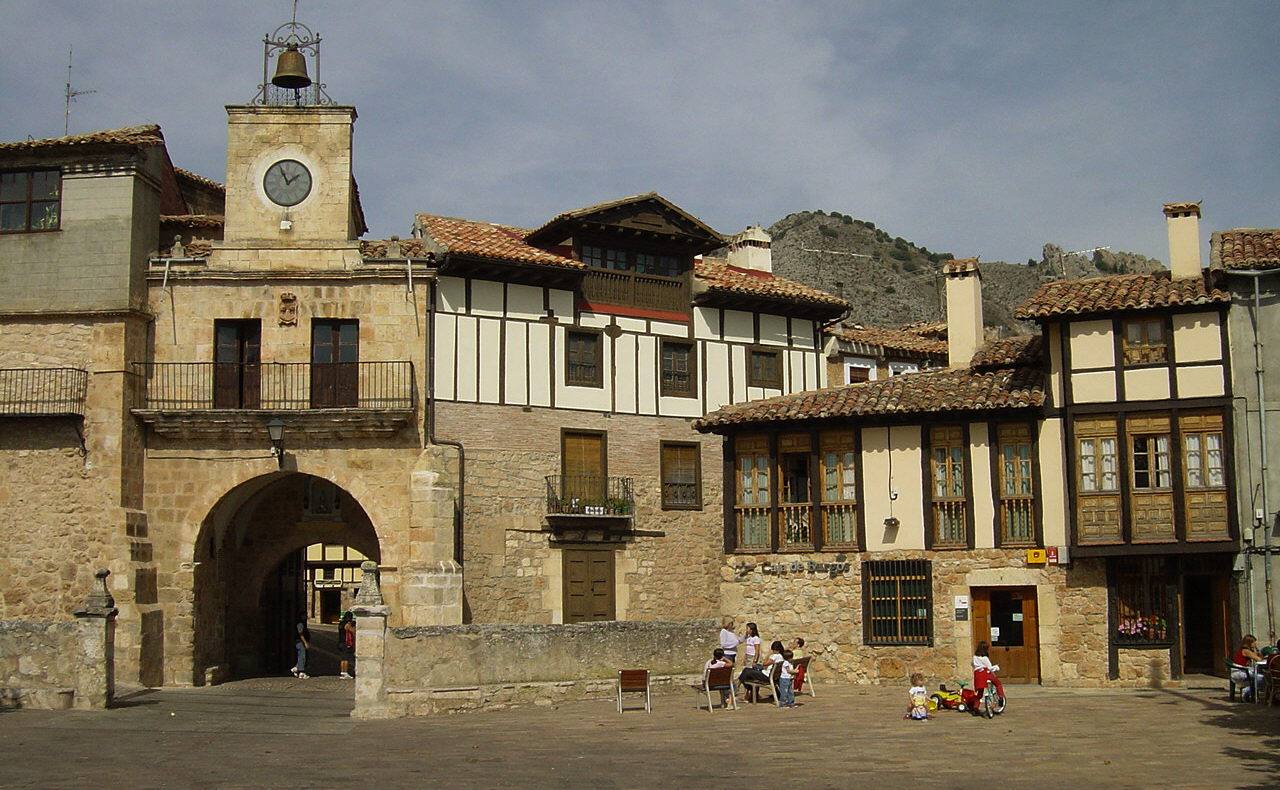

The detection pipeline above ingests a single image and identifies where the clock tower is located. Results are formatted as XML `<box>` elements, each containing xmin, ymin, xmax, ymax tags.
<box><xmin>214</xmin><ymin>16</ymin><xmax>364</xmax><ymax>269</ymax></box>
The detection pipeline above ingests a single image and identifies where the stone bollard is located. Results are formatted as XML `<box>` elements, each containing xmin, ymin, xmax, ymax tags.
<box><xmin>72</xmin><ymin>568</ymin><xmax>118</xmax><ymax>709</ymax></box>
<box><xmin>351</xmin><ymin>561</ymin><xmax>390</xmax><ymax>719</ymax></box>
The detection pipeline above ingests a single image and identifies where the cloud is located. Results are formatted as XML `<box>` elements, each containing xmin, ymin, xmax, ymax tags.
<box><xmin>2</xmin><ymin>0</ymin><xmax>1275</xmax><ymax>263</ymax></box>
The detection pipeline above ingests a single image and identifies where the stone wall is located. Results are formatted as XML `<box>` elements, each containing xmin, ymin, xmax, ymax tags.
<box><xmin>364</xmin><ymin>618</ymin><xmax>715</xmax><ymax>716</ymax></box>
<box><xmin>0</xmin><ymin>620</ymin><xmax>83</xmax><ymax>708</ymax></box>
<box><xmin>435</xmin><ymin>402</ymin><xmax>724</xmax><ymax>625</ymax></box>
<box><xmin>1115</xmin><ymin>647</ymin><xmax>1174</xmax><ymax>688</ymax></box>
<box><xmin>721</xmin><ymin>550</ymin><xmax>1112</xmax><ymax>687</ymax></box>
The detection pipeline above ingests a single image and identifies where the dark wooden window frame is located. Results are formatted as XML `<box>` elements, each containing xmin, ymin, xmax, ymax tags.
<box><xmin>1120</xmin><ymin>316</ymin><xmax>1169</xmax><ymax>368</ymax></box>
<box><xmin>0</xmin><ymin>168</ymin><xmax>62</xmax><ymax>234</ymax></box>
<box><xmin>747</xmin><ymin>346</ymin><xmax>784</xmax><ymax>389</ymax></box>
<box><xmin>564</xmin><ymin>328</ymin><xmax>604</xmax><ymax>388</ymax></box>
<box><xmin>1110</xmin><ymin>556</ymin><xmax>1176</xmax><ymax>647</ymax></box>
<box><xmin>923</xmin><ymin>424</ymin><xmax>975</xmax><ymax>550</ymax></box>
<box><xmin>990</xmin><ymin>421</ymin><xmax>1043</xmax><ymax>548</ymax></box>
<box><xmin>862</xmin><ymin>558</ymin><xmax>934</xmax><ymax>647</ymax></box>
<box><xmin>577</xmin><ymin>239</ymin><xmax>690</xmax><ymax>278</ymax></box>
<box><xmin>560</xmin><ymin>428</ymin><xmax>608</xmax><ymax>481</ymax></box>
<box><xmin>660</xmin><ymin>440</ymin><xmax>703</xmax><ymax>511</ymax></box>
<box><xmin>659</xmin><ymin>338</ymin><xmax>697</xmax><ymax>399</ymax></box>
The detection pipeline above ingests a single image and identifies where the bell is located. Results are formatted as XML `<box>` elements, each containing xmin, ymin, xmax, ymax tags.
<box><xmin>271</xmin><ymin>44</ymin><xmax>311</xmax><ymax>90</ymax></box>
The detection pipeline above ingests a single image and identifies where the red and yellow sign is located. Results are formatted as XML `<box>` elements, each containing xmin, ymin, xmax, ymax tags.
<box><xmin>1025</xmin><ymin>548</ymin><xmax>1047</xmax><ymax>564</ymax></box>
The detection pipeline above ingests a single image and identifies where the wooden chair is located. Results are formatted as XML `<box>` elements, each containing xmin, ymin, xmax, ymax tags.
<box><xmin>741</xmin><ymin>661</ymin><xmax>782</xmax><ymax>707</ymax></box>
<box><xmin>793</xmin><ymin>656</ymin><xmax>816</xmax><ymax>698</ymax></box>
<box><xmin>617</xmin><ymin>669</ymin><xmax>651</xmax><ymax>713</ymax></box>
<box><xmin>698</xmin><ymin>665</ymin><xmax>737</xmax><ymax>711</ymax></box>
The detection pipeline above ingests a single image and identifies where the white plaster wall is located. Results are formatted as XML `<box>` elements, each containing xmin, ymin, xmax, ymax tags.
<box><xmin>1124</xmin><ymin>367</ymin><xmax>1171</xmax><ymax>401</ymax></box>
<box><xmin>1068</xmin><ymin>319</ymin><xmax>1114</xmax><ymax>368</ymax></box>
<box><xmin>971</xmin><ymin>422</ymin><xmax>995</xmax><ymax>549</ymax></box>
<box><xmin>1071</xmin><ymin>371</ymin><xmax>1117</xmax><ymax>403</ymax></box>
<box><xmin>1177</xmin><ymin>364</ymin><xmax>1225</xmax><ymax>397</ymax></box>
<box><xmin>1173</xmin><ymin>311</ymin><xmax>1223</xmax><ymax>363</ymax></box>
<box><xmin>1038</xmin><ymin>418</ymin><xmax>1068</xmax><ymax>547</ymax></box>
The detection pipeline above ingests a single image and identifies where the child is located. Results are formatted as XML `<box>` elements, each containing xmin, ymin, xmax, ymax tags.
<box><xmin>905</xmin><ymin>672</ymin><xmax>930</xmax><ymax>720</ymax></box>
<box><xmin>742</xmin><ymin>622</ymin><xmax>763</xmax><ymax>667</ymax></box>
<box><xmin>973</xmin><ymin>641</ymin><xmax>1005</xmax><ymax>703</ymax></box>
<box><xmin>704</xmin><ymin>648</ymin><xmax>733</xmax><ymax>707</ymax></box>
<box><xmin>777</xmin><ymin>649</ymin><xmax>797</xmax><ymax>708</ymax></box>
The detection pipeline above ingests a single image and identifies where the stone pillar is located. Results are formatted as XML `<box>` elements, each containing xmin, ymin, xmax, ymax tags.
<box><xmin>401</xmin><ymin>455</ymin><xmax>463</xmax><ymax>626</ymax></box>
<box><xmin>72</xmin><ymin>568</ymin><xmax>118</xmax><ymax>710</ymax></box>
<box><xmin>351</xmin><ymin>561</ymin><xmax>391</xmax><ymax>720</ymax></box>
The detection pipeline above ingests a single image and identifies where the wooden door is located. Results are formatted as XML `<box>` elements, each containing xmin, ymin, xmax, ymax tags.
<box><xmin>562</xmin><ymin>430</ymin><xmax>606</xmax><ymax>506</ymax></box>
<box><xmin>311</xmin><ymin>320</ymin><xmax>359</xmax><ymax>408</ymax></box>
<box><xmin>971</xmin><ymin>587</ymin><xmax>1040</xmax><ymax>684</ymax></box>
<box><xmin>563</xmin><ymin>548</ymin><xmax>615</xmax><ymax>623</ymax></box>
<box><xmin>213</xmin><ymin>320</ymin><xmax>260</xmax><ymax>408</ymax></box>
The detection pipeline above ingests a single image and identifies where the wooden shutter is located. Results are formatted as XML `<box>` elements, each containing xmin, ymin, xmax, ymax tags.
<box><xmin>562</xmin><ymin>431</ymin><xmax>606</xmax><ymax>503</ymax></box>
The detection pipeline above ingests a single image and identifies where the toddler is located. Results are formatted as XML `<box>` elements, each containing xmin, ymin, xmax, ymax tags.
<box><xmin>777</xmin><ymin>649</ymin><xmax>797</xmax><ymax>708</ymax></box>
<box><xmin>905</xmin><ymin>671</ymin><xmax>930</xmax><ymax>720</ymax></box>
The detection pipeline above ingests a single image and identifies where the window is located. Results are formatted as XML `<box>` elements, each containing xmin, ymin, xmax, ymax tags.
<box><xmin>660</xmin><ymin>340</ymin><xmax>696</xmax><ymax>398</ymax></box>
<box><xmin>1077</xmin><ymin>435</ymin><xmax>1119</xmax><ymax>493</ymax></box>
<box><xmin>1113</xmin><ymin>558</ymin><xmax>1173</xmax><ymax>645</ymax></box>
<box><xmin>863</xmin><ymin>559</ymin><xmax>932</xmax><ymax>646</ymax></box>
<box><xmin>311</xmin><ymin>319</ymin><xmax>358</xmax><ymax>408</ymax></box>
<box><xmin>565</xmin><ymin>330</ymin><xmax>603</xmax><ymax>387</ymax></box>
<box><xmin>581</xmin><ymin>244</ymin><xmax>687</xmax><ymax>277</ymax></box>
<box><xmin>777</xmin><ymin>433</ymin><xmax>812</xmax><ymax>548</ymax></box>
<box><xmin>888</xmin><ymin>361</ymin><xmax>919</xmax><ymax>377</ymax></box>
<box><xmin>561</xmin><ymin>430</ymin><xmax>607</xmax><ymax>509</ymax></box>
<box><xmin>1075</xmin><ymin>417</ymin><xmax>1122</xmax><ymax>544</ymax></box>
<box><xmin>748</xmin><ymin>348</ymin><xmax>783</xmax><ymax>389</ymax></box>
<box><xmin>1122</xmin><ymin>317</ymin><xmax>1168</xmax><ymax>366</ymax></box>
<box><xmin>213</xmin><ymin>319</ymin><xmax>261</xmax><ymax>409</ymax></box>
<box><xmin>996</xmin><ymin>423</ymin><xmax>1036</xmax><ymax>545</ymax></box>
<box><xmin>734</xmin><ymin>435</ymin><xmax>771</xmax><ymax>550</ymax></box>
<box><xmin>843</xmin><ymin>357</ymin><xmax>875</xmax><ymax>384</ymax></box>
<box><xmin>820</xmin><ymin>430</ymin><xmax>858</xmax><ymax>548</ymax></box>
<box><xmin>1130</xmin><ymin>432</ymin><xmax>1172</xmax><ymax>490</ymax></box>
<box><xmin>928</xmin><ymin>426</ymin><xmax>967</xmax><ymax>547</ymax></box>
<box><xmin>1181</xmin><ymin>412</ymin><xmax>1230</xmax><ymax>540</ymax></box>
<box><xmin>660</xmin><ymin>442</ymin><xmax>701</xmax><ymax>510</ymax></box>
<box><xmin>0</xmin><ymin>169</ymin><xmax>61</xmax><ymax>233</ymax></box>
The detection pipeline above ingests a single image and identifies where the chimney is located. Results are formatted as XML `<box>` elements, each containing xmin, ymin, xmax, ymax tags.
<box><xmin>943</xmin><ymin>258</ymin><xmax>983</xmax><ymax>369</ymax></box>
<box><xmin>1163</xmin><ymin>201</ymin><xmax>1202</xmax><ymax>280</ymax></box>
<box><xmin>727</xmin><ymin>226</ymin><xmax>772</xmax><ymax>272</ymax></box>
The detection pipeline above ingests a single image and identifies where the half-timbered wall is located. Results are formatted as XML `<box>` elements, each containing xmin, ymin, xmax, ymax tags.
<box><xmin>430</xmin><ymin>275</ymin><xmax>825</xmax><ymax>416</ymax></box>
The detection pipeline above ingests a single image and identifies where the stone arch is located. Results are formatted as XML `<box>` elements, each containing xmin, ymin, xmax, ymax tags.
<box><xmin>187</xmin><ymin>470</ymin><xmax>383</xmax><ymax>685</ymax></box>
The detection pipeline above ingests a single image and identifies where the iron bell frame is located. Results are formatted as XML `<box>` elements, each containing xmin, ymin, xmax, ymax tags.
<box><xmin>252</xmin><ymin>18</ymin><xmax>333</xmax><ymax>107</ymax></box>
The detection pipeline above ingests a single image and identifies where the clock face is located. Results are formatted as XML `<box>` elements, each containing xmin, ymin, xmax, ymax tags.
<box><xmin>262</xmin><ymin>159</ymin><xmax>312</xmax><ymax>207</ymax></box>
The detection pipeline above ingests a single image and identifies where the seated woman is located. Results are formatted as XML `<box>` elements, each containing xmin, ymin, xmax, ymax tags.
<box><xmin>739</xmin><ymin>640</ymin><xmax>784</xmax><ymax>701</ymax></box>
<box><xmin>1232</xmin><ymin>634</ymin><xmax>1265</xmax><ymax>701</ymax></box>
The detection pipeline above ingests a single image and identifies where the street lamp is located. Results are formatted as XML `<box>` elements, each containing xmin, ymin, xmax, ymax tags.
<box><xmin>266</xmin><ymin>418</ymin><xmax>286</xmax><ymax>468</ymax></box>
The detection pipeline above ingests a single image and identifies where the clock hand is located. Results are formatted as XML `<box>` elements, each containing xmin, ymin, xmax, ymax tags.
<box><xmin>282</xmin><ymin>172</ymin><xmax>296</xmax><ymax>185</ymax></box>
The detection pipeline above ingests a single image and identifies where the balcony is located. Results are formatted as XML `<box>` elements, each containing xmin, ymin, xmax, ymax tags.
<box><xmin>0</xmin><ymin>367</ymin><xmax>89</xmax><ymax>417</ymax></box>
<box><xmin>544</xmin><ymin>474</ymin><xmax>635</xmax><ymax>540</ymax></box>
<box><xmin>580</xmin><ymin>269</ymin><xmax>690</xmax><ymax>315</ymax></box>
<box><xmin>130</xmin><ymin>361</ymin><xmax>415</xmax><ymax>438</ymax></box>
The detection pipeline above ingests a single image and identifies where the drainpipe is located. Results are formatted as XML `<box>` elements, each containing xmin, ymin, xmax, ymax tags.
<box><xmin>425</xmin><ymin>264</ymin><xmax>466</xmax><ymax>567</ymax></box>
<box><xmin>1237</xmin><ymin>268</ymin><xmax>1275</xmax><ymax>642</ymax></box>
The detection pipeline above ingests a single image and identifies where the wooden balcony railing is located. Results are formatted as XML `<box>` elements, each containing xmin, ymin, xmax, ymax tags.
<box><xmin>580</xmin><ymin>269</ymin><xmax>690</xmax><ymax>313</ymax></box>
<box><xmin>820</xmin><ymin>503</ymin><xmax>859</xmax><ymax>548</ymax></box>
<box><xmin>999</xmin><ymin>496</ymin><xmax>1036</xmax><ymax>545</ymax></box>
<box><xmin>545</xmin><ymin>474</ymin><xmax>634</xmax><ymax>517</ymax></box>
<box><xmin>0</xmin><ymin>367</ymin><xmax>88</xmax><ymax>417</ymax></box>
<box><xmin>779</xmin><ymin>503</ymin><xmax>812</xmax><ymax>549</ymax></box>
<box><xmin>734</xmin><ymin>505</ymin><xmax>771</xmax><ymax>551</ymax></box>
<box><xmin>131</xmin><ymin>361</ymin><xmax>414</xmax><ymax>411</ymax></box>
<box><xmin>931</xmin><ymin>500</ymin><xmax>967</xmax><ymax>547</ymax></box>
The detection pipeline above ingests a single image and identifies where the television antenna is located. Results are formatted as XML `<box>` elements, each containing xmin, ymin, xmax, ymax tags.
<box><xmin>64</xmin><ymin>47</ymin><xmax>96</xmax><ymax>135</ymax></box>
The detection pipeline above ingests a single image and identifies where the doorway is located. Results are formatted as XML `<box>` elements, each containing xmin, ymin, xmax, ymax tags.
<box><xmin>1182</xmin><ymin>574</ymin><xmax>1228</xmax><ymax>675</ymax></box>
<box><xmin>563</xmin><ymin>548</ymin><xmax>616</xmax><ymax>623</ymax></box>
<box><xmin>971</xmin><ymin>586</ymin><xmax>1041</xmax><ymax>684</ymax></box>
<box><xmin>213</xmin><ymin>319</ymin><xmax>261</xmax><ymax>408</ymax></box>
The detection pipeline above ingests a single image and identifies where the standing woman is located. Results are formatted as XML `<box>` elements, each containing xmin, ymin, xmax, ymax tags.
<box><xmin>338</xmin><ymin>611</ymin><xmax>356</xmax><ymax>679</ymax></box>
<box><xmin>290</xmin><ymin>617</ymin><xmax>311</xmax><ymax>679</ymax></box>
<box><xmin>741</xmin><ymin>622</ymin><xmax>763</xmax><ymax>668</ymax></box>
<box><xmin>718</xmin><ymin>617</ymin><xmax>741</xmax><ymax>666</ymax></box>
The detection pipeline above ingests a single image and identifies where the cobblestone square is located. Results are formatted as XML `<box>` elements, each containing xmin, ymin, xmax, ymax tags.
<box><xmin>0</xmin><ymin>679</ymin><xmax>1275</xmax><ymax>788</ymax></box>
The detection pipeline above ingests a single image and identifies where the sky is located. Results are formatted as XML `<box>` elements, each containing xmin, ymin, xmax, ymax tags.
<box><xmin>1</xmin><ymin>1</ymin><xmax>1276</xmax><ymax>264</ymax></box>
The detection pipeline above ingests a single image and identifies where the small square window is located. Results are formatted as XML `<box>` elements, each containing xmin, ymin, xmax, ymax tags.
<box><xmin>660</xmin><ymin>340</ymin><xmax>696</xmax><ymax>398</ymax></box>
<box><xmin>0</xmin><ymin>169</ymin><xmax>62</xmax><ymax>233</ymax></box>
<box><xmin>748</xmin><ymin>348</ymin><xmax>783</xmax><ymax>389</ymax></box>
<box><xmin>566</xmin><ymin>330</ymin><xmax>603</xmax><ymax>388</ymax></box>
<box><xmin>660</xmin><ymin>442</ymin><xmax>701</xmax><ymax>510</ymax></box>
<box><xmin>1122</xmin><ymin>317</ymin><xmax>1168</xmax><ymax>366</ymax></box>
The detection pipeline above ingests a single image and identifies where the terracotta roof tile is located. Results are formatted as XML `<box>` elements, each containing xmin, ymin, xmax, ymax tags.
<box><xmin>942</xmin><ymin>257</ymin><xmax>980</xmax><ymax>275</ymax></box>
<box><xmin>0</xmin><ymin>124</ymin><xmax>164</xmax><ymax>153</ymax></box>
<box><xmin>1211</xmin><ymin>229</ymin><xmax>1280</xmax><ymax>272</ymax></box>
<box><xmin>1163</xmin><ymin>201</ymin><xmax>1201</xmax><ymax>217</ymax></box>
<box><xmin>827</xmin><ymin>324</ymin><xmax>947</xmax><ymax>357</ymax></box>
<box><xmin>414</xmin><ymin>214</ymin><xmax>583</xmax><ymax>270</ymax></box>
<box><xmin>160</xmin><ymin>214</ymin><xmax>224</xmax><ymax>229</ymax></box>
<box><xmin>359</xmin><ymin>238</ymin><xmax>433</xmax><ymax>258</ymax></box>
<box><xmin>970</xmin><ymin>334</ymin><xmax>1044</xmax><ymax>370</ymax></box>
<box><xmin>693</xmin><ymin>260</ymin><xmax>849</xmax><ymax>311</ymax></box>
<box><xmin>902</xmin><ymin>320</ymin><xmax>948</xmax><ymax>339</ymax></box>
<box><xmin>527</xmin><ymin>192</ymin><xmax>723</xmax><ymax>244</ymax></box>
<box><xmin>695</xmin><ymin>365</ymin><xmax>1044</xmax><ymax>431</ymax></box>
<box><xmin>173</xmin><ymin>167</ymin><xmax>224</xmax><ymax>193</ymax></box>
<box><xmin>1014</xmin><ymin>270</ymin><xmax>1228</xmax><ymax>320</ymax></box>
<box><xmin>158</xmin><ymin>238</ymin><xmax>213</xmax><ymax>258</ymax></box>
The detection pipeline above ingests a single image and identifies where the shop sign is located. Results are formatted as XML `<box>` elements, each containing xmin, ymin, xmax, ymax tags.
<box><xmin>731</xmin><ymin>560</ymin><xmax>852</xmax><ymax>578</ymax></box>
<box><xmin>1025</xmin><ymin>548</ymin><xmax>1047</xmax><ymax>565</ymax></box>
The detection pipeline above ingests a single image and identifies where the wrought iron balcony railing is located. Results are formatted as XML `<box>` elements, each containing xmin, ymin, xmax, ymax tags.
<box><xmin>0</xmin><ymin>367</ymin><xmax>89</xmax><ymax>417</ymax></box>
<box><xmin>132</xmin><ymin>361</ymin><xmax>414</xmax><ymax>411</ymax></box>
<box><xmin>545</xmin><ymin>474</ymin><xmax>635</xmax><ymax>517</ymax></box>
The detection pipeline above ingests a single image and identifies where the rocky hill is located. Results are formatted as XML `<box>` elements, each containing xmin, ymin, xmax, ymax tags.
<box><xmin>765</xmin><ymin>210</ymin><xmax>1164</xmax><ymax>333</ymax></box>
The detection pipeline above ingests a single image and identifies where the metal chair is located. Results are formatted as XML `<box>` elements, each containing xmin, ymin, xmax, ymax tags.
<box><xmin>699</xmin><ymin>665</ymin><xmax>737</xmax><ymax>711</ymax></box>
<box><xmin>617</xmin><ymin>669</ymin><xmax>651</xmax><ymax>713</ymax></box>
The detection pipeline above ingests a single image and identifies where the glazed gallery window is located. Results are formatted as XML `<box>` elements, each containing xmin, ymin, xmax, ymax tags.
<box><xmin>819</xmin><ymin>431</ymin><xmax>859</xmax><ymax>548</ymax></box>
<box><xmin>863</xmin><ymin>559</ymin><xmax>932</xmax><ymax>646</ymax></box>
<box><xmin>733</xmin><ymin>435</ymin><xmax>771</xmax><ymax>550</ymax></box>
<box><xmin>0</xmin><ymin>169</ymin><xmax>61</xmax><ymax>232</ymax></box>
<box><xmin>660</xmin><ymin>442</ymin><xmax>701</xmax><ymax>510</ymax></box>
<box><xmin>748</xmin><ymin>348</ymin><xmax>783</xmax><ymax>389</ymax></box>
<box><xmin>777</xmin><ymin>433</ymin><xmax>812</xmax><ymax>548</ymax></box>
<box><xmin>997</xmin><ymin>423</ymin><xmax>1036</xmax><ymax>545</ymax></box>
<box><xmin>1113</xmin><ymin>557</ymin><xmax>1173</xmax><ymax>645</ymax></box>
<box><xmin>659</xmin><ymin>340</ymin><xmax>695</xmax><ymax>398</ymax></box>
<box><xmin>1077</xmin><ymin>430</ymin><xmax>1119</xmax><ymax>493</ymax></box>
<box><xmin>1122</xmin><ymin>317</ymin><xmax>1168</xmax><ymax>366</ymax></box>
<box><xmin>1075</xmin><ymin>418</ymin><xmax>1122</xmax><ymax>544</ymax></box>
<box><xmin>1181</xmin><ymin>412</ymin><xmax>1230</xmax><ymax>540</ymax></box>
<box><xmin>581</xmin><ymin>244</ymin><xmax>682</xmax><ymax>278</ymax></box>
<box><xmin>565</xmin><ymin>330</ymin><xmax>603</xmax><ymax>388</ymax></box>
<box><xmin>929</xmin><ymin>426</ymin><xmax>968</xmax><ymax>548</ymax></box>
<box><xmin>1130</xmin><ymin>430</ymin><xmax>1172</xmax><ymax>490</ymax></box>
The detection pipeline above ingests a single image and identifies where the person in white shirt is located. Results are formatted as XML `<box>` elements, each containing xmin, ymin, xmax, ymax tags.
<box><xmin>739</xmin><ymin>640</ymin><xmax>784</xmax><ymax>702</ymax></box>
<box><xmin>777</xmin><ymin>650</ymin><xmax>797</xmax><ymax>707</ymax></box>
<box><xmin>741</xmin><ymin>622</ymin><xmax>762</xmax><ymax>667</ymax></box>
<box><xmin>718</xmin><ymin>617</ymin><xmax>741</xmax><ymax>665</ymax></box>
<box><xmin>972</xmin><ymin>641</ymin><xmax>1005</xmax><ymax>702</ymax></box>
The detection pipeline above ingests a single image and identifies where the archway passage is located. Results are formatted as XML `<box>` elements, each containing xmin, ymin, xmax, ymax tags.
<box><xmin>192</xmin><ymin>472</ymin><xmax>380</xmax><ymax>684</ymax></box>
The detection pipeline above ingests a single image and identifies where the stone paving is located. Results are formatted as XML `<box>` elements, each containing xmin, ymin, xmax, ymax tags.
<box><xmin>0</xmin><ymin>677</ymin><xmax>1275</xmax><ymax>788</ymax></box>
